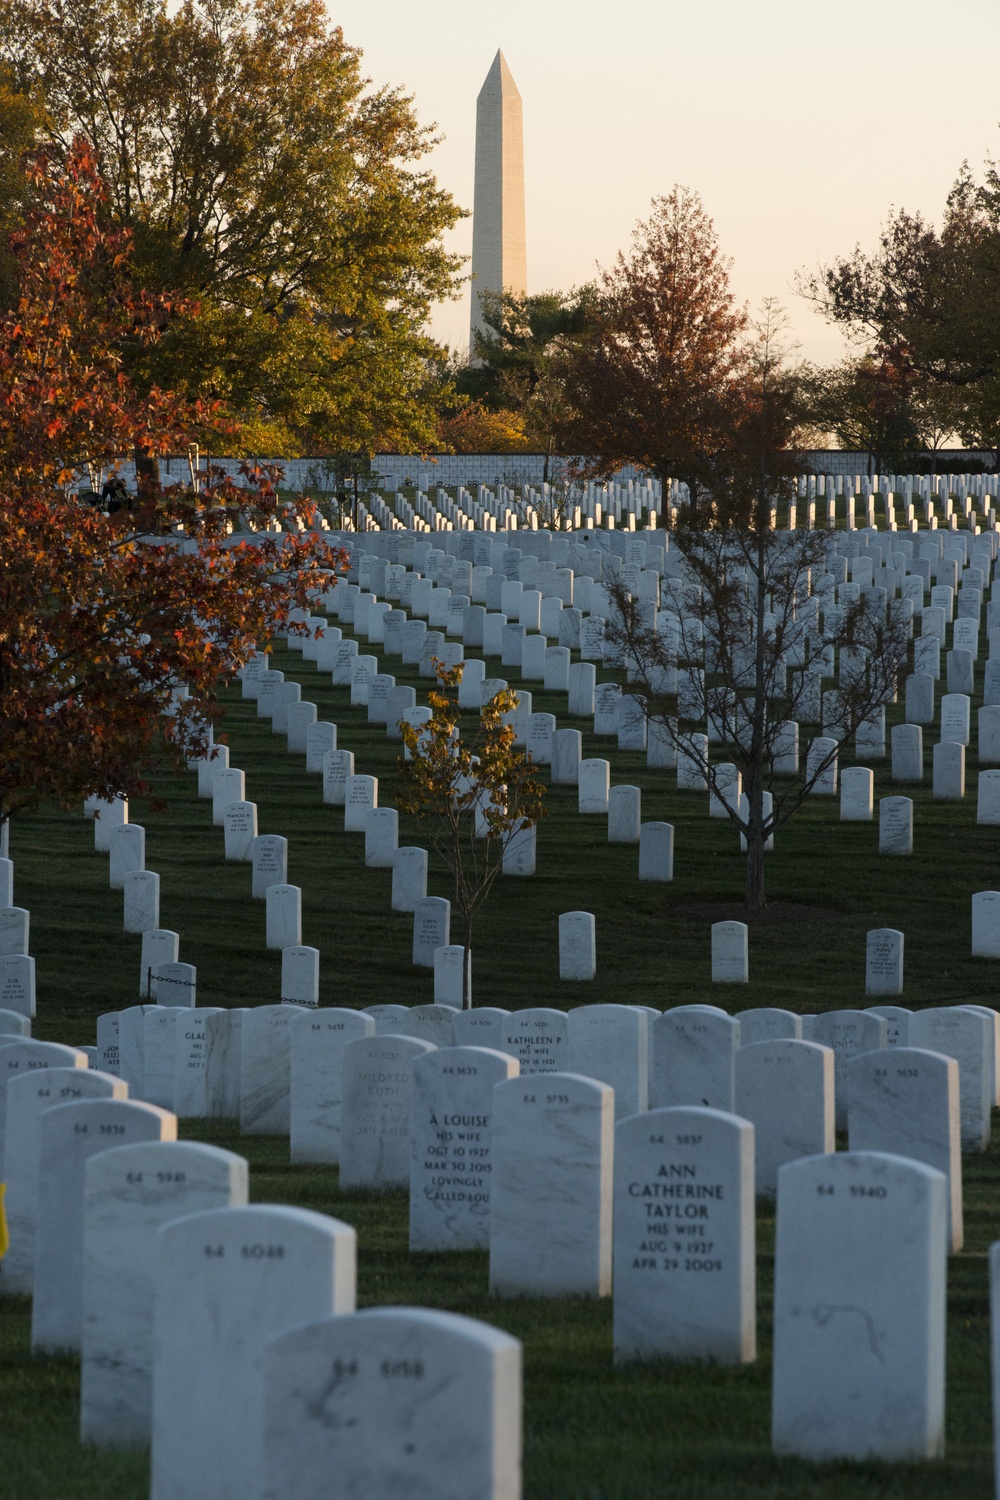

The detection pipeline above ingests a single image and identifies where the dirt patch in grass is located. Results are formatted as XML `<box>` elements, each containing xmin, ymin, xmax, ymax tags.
<box><xmin>662</xmin><ymin>899</ymin><xmax>849</xmax><ymax>926</ymax></box>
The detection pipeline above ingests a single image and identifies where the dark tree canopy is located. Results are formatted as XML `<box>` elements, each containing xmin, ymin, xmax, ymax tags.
<box><xmin>801</xmin><ymin>152</ymin><xmax>1000</xmax><ymax>460</ymax></box>
<box><xmin>447</xmin><ymin>288</ymin><xmax>594</xmax><ymax>474</ymax></box>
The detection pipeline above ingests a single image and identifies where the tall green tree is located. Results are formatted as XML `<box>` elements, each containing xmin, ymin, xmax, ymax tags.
<box><xmin>455</xmin><ymin>287</ymin><xmax>593</xmax><ymax>476</ymax></box>
<box><xmin>798</xmin><ymin>354</ymin><xmax>923</xmax><ymax>476</ymax></box>
<box><xmin>0</xmin><ymin>0</ymin><xmax>464</xmax><ymax>453</ymax></box>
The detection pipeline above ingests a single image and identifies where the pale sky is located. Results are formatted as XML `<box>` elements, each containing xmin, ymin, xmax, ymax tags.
<box><xmin>328</xmin><ymin>0</ymin><xmax>1000</xmax><ymax>367</ymax></box>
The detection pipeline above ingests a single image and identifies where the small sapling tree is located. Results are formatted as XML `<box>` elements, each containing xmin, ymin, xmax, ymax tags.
<box><xmin>603</xmin><ymin>306</ymin><xmax>912</xmax><ymax>910</ymax></box>
<box><xmin>397</xmin><ymin>663</ymin><xmax>546</xmax><ymax>1008</ymax></box>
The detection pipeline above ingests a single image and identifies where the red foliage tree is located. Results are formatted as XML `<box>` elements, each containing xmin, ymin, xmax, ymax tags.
<box><xmin>557</xmin><ymin>187</ymin><xmax>749</xmax><ymax>524</ymax></box>
<box><xmin>0</xmin><ymin>138</ymin><xmax>345</xmax><ymax>824</ymax></box>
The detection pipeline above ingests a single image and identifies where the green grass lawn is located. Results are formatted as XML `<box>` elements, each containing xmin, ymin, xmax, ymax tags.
<box><xmin>3</xmin><ymin>597</ymin><xmax>1000</xmax><ymax>1498</ymax></box>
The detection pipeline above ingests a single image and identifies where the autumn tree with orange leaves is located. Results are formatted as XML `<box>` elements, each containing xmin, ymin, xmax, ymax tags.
<box><xmin>557</xmin><ymin>187</ymin><xmax>749</xmax><ymax>525</ymax></box>
<box><xmin>397</xmin><ymin>663</ymin><xmax>546</xmax><ymax>1008</ymax></box>
<box><xmin>0</xmin><ymin>138</ymin><xmax>344</xmax><ymax>826</ymax></box>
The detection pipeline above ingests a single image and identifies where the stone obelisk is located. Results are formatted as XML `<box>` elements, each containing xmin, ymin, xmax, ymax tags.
<box><xmin>469</xmin><ymin>50</ymin><xmax>526</xmax><ymax>354</ymax></box>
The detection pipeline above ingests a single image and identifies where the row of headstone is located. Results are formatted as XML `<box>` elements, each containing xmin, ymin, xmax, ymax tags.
<box><xmin>0</xmin><ymin>1038</ymin><xmax>522</xmax><ymax>1497</ymax></box>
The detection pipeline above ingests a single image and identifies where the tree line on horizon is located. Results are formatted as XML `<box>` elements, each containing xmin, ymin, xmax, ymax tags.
<box><xmin>1</xmin><ymin>0</ymin><xmax>1000</xmax><ymax>493</ymax></box>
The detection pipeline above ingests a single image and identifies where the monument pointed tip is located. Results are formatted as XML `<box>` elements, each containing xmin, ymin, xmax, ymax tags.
<box><xmin>481</xmin><ymin>49</ymin><xmax>520</xmax><ymax>98</ymax></box>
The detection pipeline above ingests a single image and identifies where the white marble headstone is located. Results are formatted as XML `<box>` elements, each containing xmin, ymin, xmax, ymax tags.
<box><xmin>452</xmin><ymin>1008</ymin><xmax>511</xmax><ymax>1050</ymax></box>
<box><xmin>340</xmin><ymin>1034</ymin><xmax>436</xmax><ymax>1191</ymax></box>
<box><xmin>578</xmin><ymin>759</ymin><xmax>610</xmax><ymax>814</ymax></box>
<box><xmin>864</xmin><ymin>1004</ymin><xmax>911</xmax><ymax>1047</ymax></box>
<box><xmin>240</xmin><ymin>1004</ymin><xmax>306</xmax><ymax>1134</ymax></box>
<box><xmin>0</xmin><ymin>1038</ymin><xmax>88</xmax><ymax>1168</ymax></box>
<box><xmin>117</xmin><ymin>1005</ymin><xmax>157</xmax><ymax>1095</ymax></box>
<box><xmin>261</xmin><ymin>1308</ymin><xmax>521</xmax><ymax>1500</ymax></box>
<box><xmin>81</xmin><ymin>1140</ymin><xmax>248</xmax><ymax>1445</ymax></box>
<box><xmin>734</xmin><ymin>1038</ymin><xmax>834</xmax><ymax>1197</ymax></box>
<box><xmin>91</xmin><ymin>795</ymin><xmax>127</xmax><ymax>852</ymax></box>
<box><xmin>607</xmin><ymin>785</ymin><xmax>641</xmax><ymax>843</ymax></box>
<box><xmin>174</xmin><ymin>1009</ymin><xmax>224</xmax><ymax>1117</ymax></box>
<box><xmin>108</xmin><ymin>823</ymin><xmax>145</xmax><ymax>890</ymax></box>
<box><xmin>410</xmin><ymin>1046</ymin><xmax>518</xmax><ymax>1252</ymax></box>
<box><xmin>211</xmin><ymin>768</ymin><xmax>246</xmax><ymax>827</ymax></box>
<box><xmin>304</xmin><ymin>722</ymin><xmax>336</xmax><ymax>774</ymax></box>
<box><xmin>501</xmin><ymin>1009</ymin><xmax>568</xmax><ymax>1075</ymax></box>
<box><xmin>865</xmin><ymin>928</ymin><xmax>904</xmax><ymax>996</ymax></box>
<box><xmin>344</xmin><ymin>774</ymin><xmax>378</xmax><ymax>833</ymax></box>
<box><xmin>151</xmin><ymin>962</ymin><xmax>196</xmax><ymax>1008</ymax></box>
<box><xmin>2</xmin><ymin>1067</ymin><xmax>125</xmax><ymax>1295</ymax></box>
<box><xmin>143</xmin><ymin>1007</ymin><xmax>187</xmax><ymax>1107</ymax></box>
<box><xmin>772</xmin><ymin>1151</ymin><xmax>946</xmax><ymax>1461</ymax></box>
<box><xmin>139</xmin><ymin>931</ymin><xmax>178</xmax><ymax>998</ymax></box>
<box><xmin>96</xmin><ymin>1012</ymin><xmax>120</xmax><ymax>1075</ymax></box>
<box><xmin>490</xmin><ymin>1071</ymin><xmax>613</xmax><ymax>1298</ymax></box>
<box><xmin>567</xmin><ymin>1005</ymin><xmax>648</xmax><ymax>1118</ymax></box>
<box><xmin>364</xmin><ymin>807</ymin><xmax>398</xmax><ymax>868</ymax></box>
<box><xmin>638</xmin><ymin>822</ymin><xmax>674</xmax><ymax>881</ymax></box>
<box><xmin>972</xmin><ymin>890</ymin><xmax>1000</xmax><ymax>957</ymax></box>
<box><xmin>289</xmin><ymin>1008</ymin><xmax>374</xmax><ymax>1164</ymax></box>
<box><xmin>879</xmin><ymin>796</ymin><xmax>913</xmax><ymax>855</ymax></box>
<box><xmin>32</xmin><ymin>1098</ymin><xmax>176</xmax><ymax>1353</ymax></box>
<box><xmin>711</xmin><ymin>921</ymin><xmax>748</xmax><ymax>984</ymax></box>
<box><xmin>321</xmin><ymin>749</ymin><xmax>354</xmax><ymax>806</ymax></box>
<box><xmin>223</xmin><ymin>801</ymin><xmax>258</xmax><ymax>861</ymax></box>
<box><xmin>280</xmin><ymin>946</ymin><xmax>319</xmax><ymax>1008</ymax></box>
<box><xmin>393</xmin><ymin>1004</ymin><xmax>459</xmax><ymax>1049</ymax></box>
<box><xmin>204</xmin><ymin>1009</ymin><xmax>246</xmax><ymax>1119</ymax></box>
<box><xmin>123</xmin><ymin>870</ymin><xmax>160</xmax><ymax>934</ymax></box>
<box><xmin>735</xmin><ymin>1008</ymin><xmax>802</xmax><ymax>1044</ymax></box>
<box><xmin>250</xmin><ymin>835</ymin><xmax>288</xmax><ymax>901</ymax></box>
<box><xmin>265</xmin><ymin>883</ymin><xmax>302</xmax><ymax>951</ymax></box>
<box><xmin>558</xmin><ymin>911</ymin><xmax>596</xmax><ymax>981</ymax></box>
<box><xmin>0</xmin><ymin>906</ymin><xmax>29</xmax><ymax>956</ymax></box>
<box><xmin>364</xmin><ymin>1003</ymin><xmax>410</xmax><ymax>1034</ymax></box>
<box><xmin>810</xmin><ymin>1009</ymin><xmax>886</xmax><ymax>1130</ymax></box>
<box><xmin>0</xmin><ymin>953</ymin><xmax>35</xmax><ymax>1017</ymax></box>
<box><xmin>392</xmin><ymin>847</ymin><xmax>428</xmax><ymax>912</ymax></box>
<box><xmin>848</xmin><ymin>1046</ymin><xmax>962</xmax><ymax>1252</ymax></box>
<box><xmin>909</xmin><ymin>1007</ymin><xmax>992</xmax><ymax>1150</ymax></box>
<box><xmin>412</xmin><ymin>897</ymin><xmax>451</xmax><ymax>968</ymax></box>
<box><xmin>613</xmin><ymin>1106</ymin><xmax>755</xmax><ymax>1364</ymax></box>
<box><xmin>651</xmin><ymin>1007</ymin><xmax>739</xmax><ymax>1112</ymax></box>
<box><xmin>433</xmin><ymin>945</ymin><xmax>470</xmax><ymax>1007</ymax></box>
<box><xmin>839</xmin><ymin>766</ymin><xmax>873</xmax><ymax>821</ymax></box>
<box><xmin>151</xmin><ymin>1205</ymin><xmax>356</xmax><ymax>1500</ymax></box>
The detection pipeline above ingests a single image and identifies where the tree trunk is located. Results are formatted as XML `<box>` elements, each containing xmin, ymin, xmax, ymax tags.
<box><xmin>655</xmin><ymin>467</ymin><xmax>671</xmax><ymax>531</ymax></box>
<box><xmin>134</xmin><ymin>445</ymin><xmax>160</xmax><ymax>496</ymax></box>
<box><xmin>463</xmin><ymin>913</ymin><xmax>473</xmax><ymax>1010</ymax></box>
<box><xmin>744</xmin><ymin>836</ymin><xmax>767</xmax><ymax>910</ymax></box>
<box><xmin>745</xmin><ymin>504</ymin><xmax>769</xmax><ymax>913</ymax></box>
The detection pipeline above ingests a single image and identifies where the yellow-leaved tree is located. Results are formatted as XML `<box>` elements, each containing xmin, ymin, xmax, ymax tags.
<box><xmin>397</xmin><ymin>663</ymin><xmax>546</xmax><ymax>1009</ymax></box>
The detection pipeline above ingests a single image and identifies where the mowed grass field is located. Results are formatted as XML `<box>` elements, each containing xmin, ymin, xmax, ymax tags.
<box><xmin>4</xmin><ymin>599</ymin><xmax>1000</xmax><ymax>1498</ymax></box>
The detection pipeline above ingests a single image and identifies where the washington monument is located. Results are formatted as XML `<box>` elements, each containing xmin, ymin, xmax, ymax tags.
<box><xmin>469</xmin><ymin>50</ymin><xmax>526</xmax><ymax>353</ymax></box>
